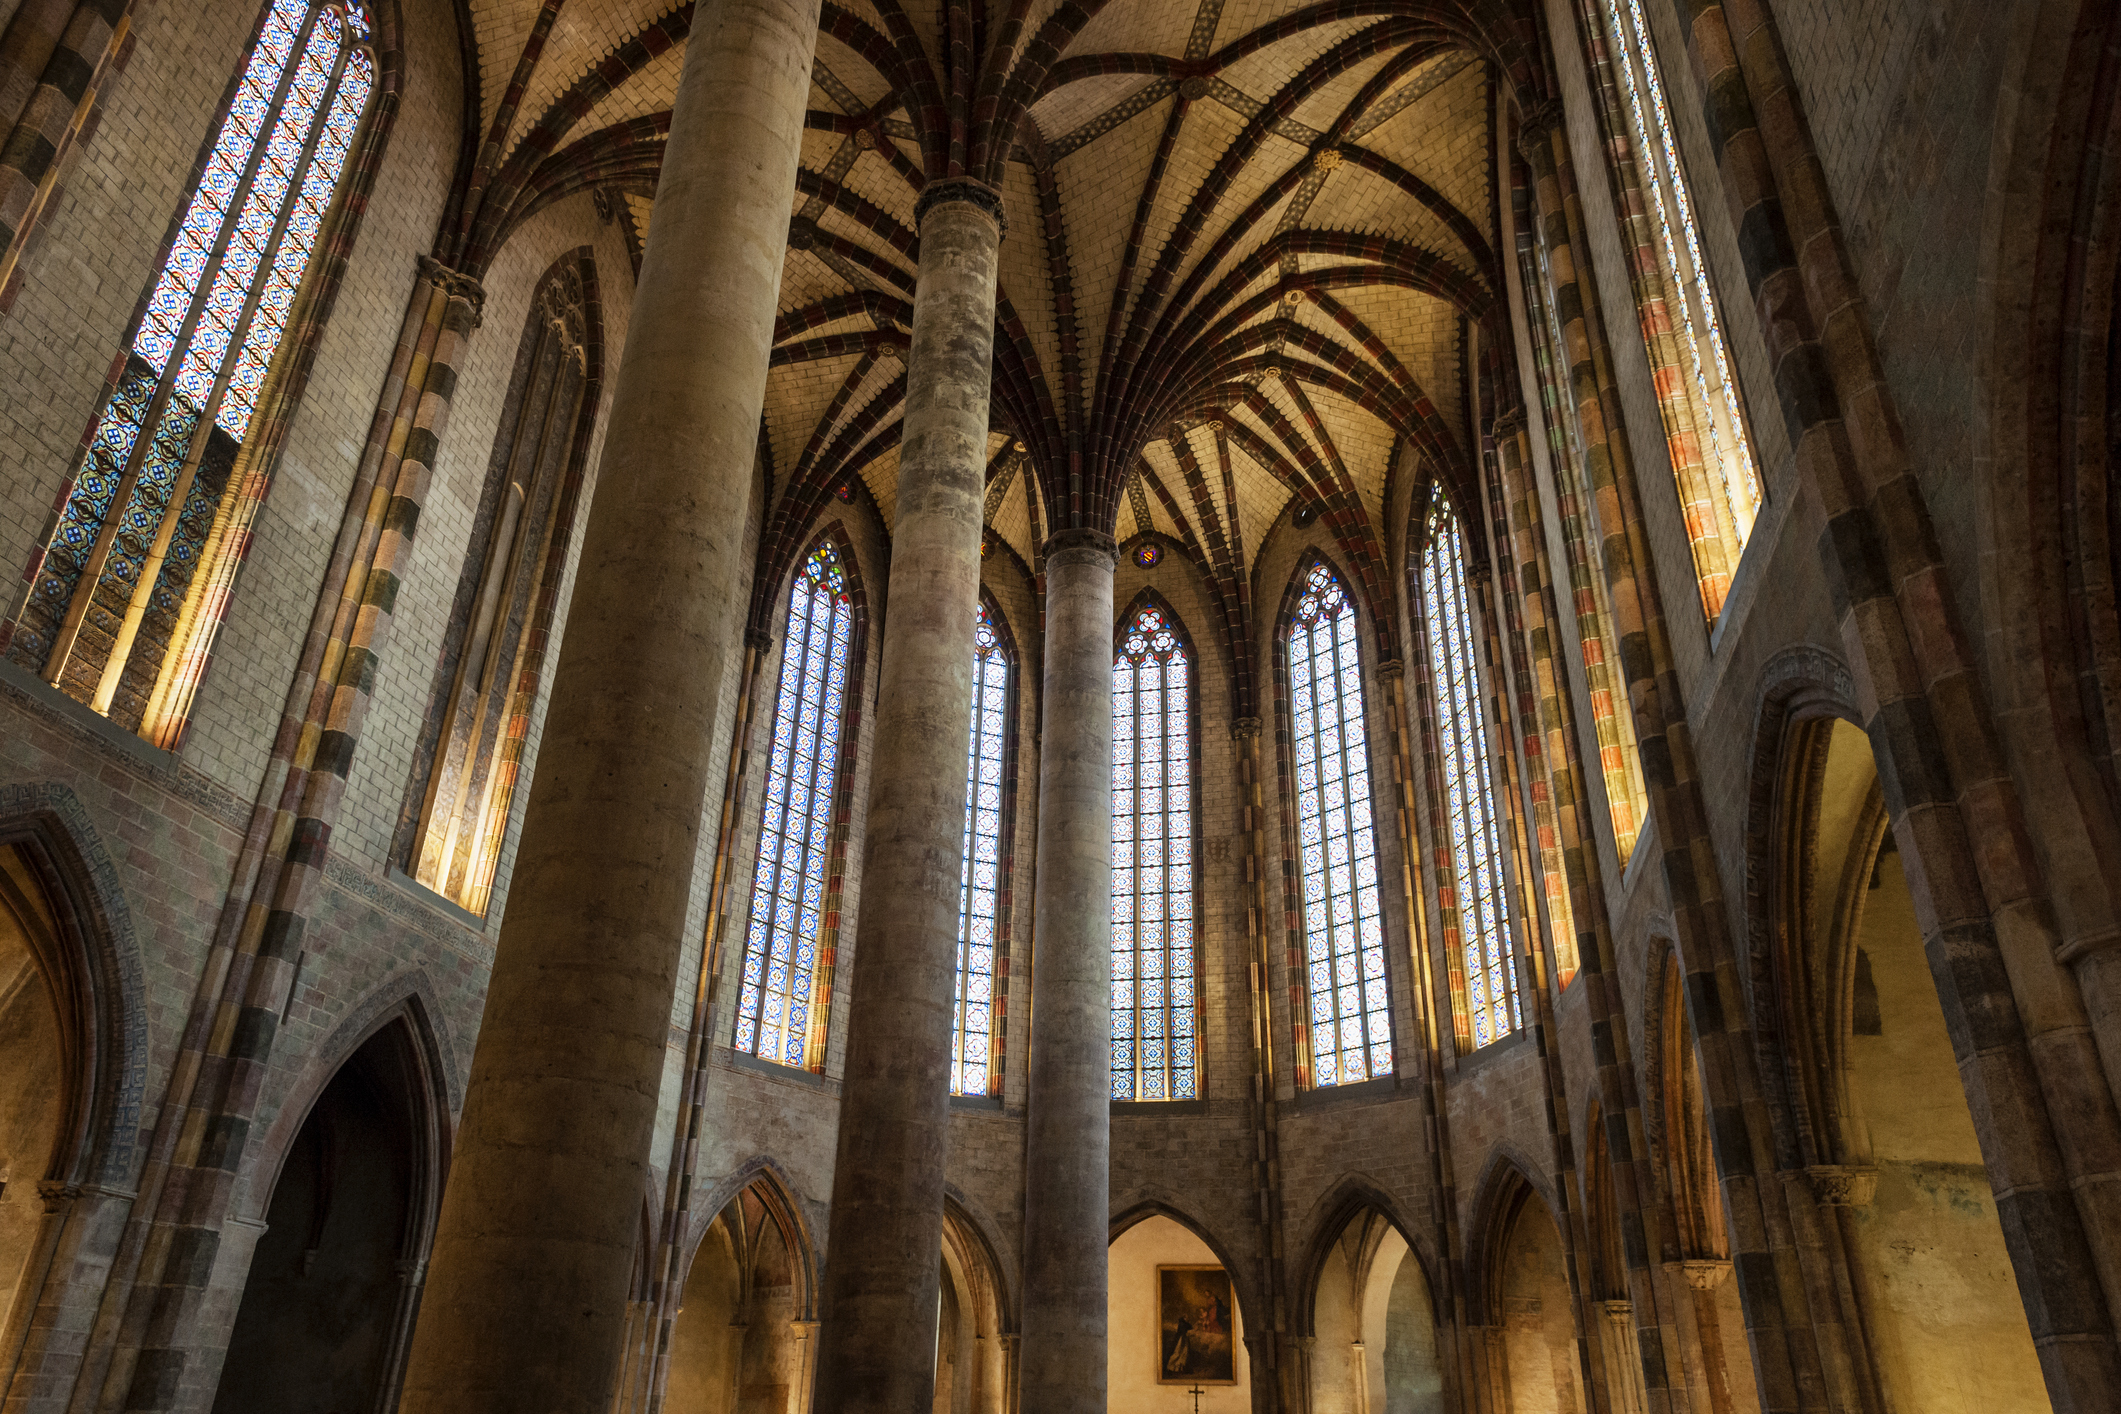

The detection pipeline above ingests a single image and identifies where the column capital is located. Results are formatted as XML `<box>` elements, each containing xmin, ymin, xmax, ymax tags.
<box><xmin>915</xmin><ymin>177</ymin><xmax>1007</xmax><ymax>239</ymax></box>
<box><xmin>1597</xmin><ymin>1298</ymin><xmax>1633</xmax><ymax>1325</ymax></box>
<box><xmin>1042</xmin><ymin>527</ymin><xmax>1117</xmax><ymax>566</ymax></box>
<box><xmin>1518</xmin><ymin>96</ymin><xmax>1565</xmax><ymax>139</ymax></box>
<box><xmin>1667</xmin><ymin>1258</ymin><xmax>1733</xmax><ymax>1291</ymax></box>
<box><xmin>1489</xmin><ymin>406</ymin><xmax>1527</xmax><ymax>439</ymax></box>
<box><xmin>1796</xmin><ymin>1163</ymin><xmax>1877</xmax><ymax>1208</ymax></box>
<box><xmin>1231</xmin><ymin>716</ymin><xmax>1263</xmax><ymax>740</ymax></box>
<box><xmin>418</xmin><ymin>254</ymin><xmax>487</xmax><ymax>322</ymax></box>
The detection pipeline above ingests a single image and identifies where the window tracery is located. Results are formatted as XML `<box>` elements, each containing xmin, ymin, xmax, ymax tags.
<box><xmin>1523</xmin><ymin>237</ymin><xmax>1650</xmax><ymax>864</ymax></box>
<box><xmin>1286</xmin><ymin>560</ymin><xmax>1392</xmax><ymax>1087</ymax></box>
<box><xmin>1418</xmin><ymin>496</ymin><xmax>1518</xmax><ymax>1048</ymax></box>
<box><xmin>736</xmin><ymin>538</ymin><xmax>859</xmax><ymax>1070</ymax></box>
<box><xmin>6</xmin><ymin>0</ymin><xmax>377</xmax><ymax>739</ymax></box>
<box><xmin>951</xmin><ymin>597</ymin><xmax>1013</xmax><ymax>1096</ymax></box>
<box><xmin>396</xmin><ymin>255</ymin><xmax>598</xmax><ymax>915</ymax></box>
<box><xmin>1591</xmin><ymin>0</ymin><xmax>1760</xmax><ymax>621</ymax></box>
<box><xmin>1111</xmin><ymin>597</ymin><xmax>1198</xmax><ymax>1101</ymax></box>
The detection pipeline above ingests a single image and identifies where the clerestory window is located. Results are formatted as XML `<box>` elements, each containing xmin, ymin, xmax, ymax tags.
<box><xmin>1591</xmin><ymin>0</ymin><xmax>1760</xmax><ymax>622</ymax></box>
<box><xmin>6</xmin><ymin>0</ymin><xmax>378</xmax><ymax>742</ymax></box>
<box><xmin>1111</xmin><ymin>596</ymin><xmax>1199</xmax><ymax>1101</ymax></box>
<box><xmin>736</xmin><ymin>536</ymin><xmax>862</xmax><ymax>1069</ymax></box>
<box><xmin>951</xmin><ymin>596</ymin><xmax>1014</xmax><ymax>1096</ymax></box>
<box><xmin>1418</xmin><ymin>494</ymin><xmax>1519</xmax><ymax>1048</ymax></box>
<box><xmin>1286</xmin><ymin>559</ymin><xmax>1392</xmax><ymax>1087</ymax></box>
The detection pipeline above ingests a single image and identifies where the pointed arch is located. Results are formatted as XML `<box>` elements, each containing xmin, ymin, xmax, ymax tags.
<box><xmin>734</xmin><ymin>524</ymin><xmax>869</xmax><ymax>1072</ymax></box>
<box><xmin>1275</xmin><ymin>550</ymin><xmax>1393</xmax><ymax>1088</ymax></box>
<box><xmin>0</xmin><ymin>783</ymin><xmax>149</xmax><ymax>1190</ymax></box>
<box><xmin>1289</xmin><ymin>1177</ymin><xmax>1433</xmax><ymax>1336</ymax></box>
<box><xmin>1111</xmin><ymin>588</ymin><xmax>1203</xmax><ymax>1102</ymax></box>
<box><xmin>1109</xmin><ymin>1196</ymin><xmax>1262</xmax><ymax>1332</ymax></box>
<box><xmin>952</xmin><ymin>589</ymin><xmax>1020</xmax><ymax>1096</ymax></box>
<box><xmin>685</xmin><ymin>1160</ymin><xmax>822</xmax><ymax>1324</ymax></box>
<box><xmin>393</xmin><ymin>245</ymin><xmax>606</xmax><ymax>915</ymax></box>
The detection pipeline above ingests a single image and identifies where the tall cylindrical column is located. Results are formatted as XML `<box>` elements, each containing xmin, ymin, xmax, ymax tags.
<box><xmin>812</xmin><ymin>177</ymin><xmax>1004</xmax><ymax>1410</ymax></box>
<box><xmin>395</xmin><ymin>0</ymin><xmax>820</xmax><ymax>1407</ymax></box>
<box><xmin>1019</xmin><ymin>531</ymin><xmax>1116</xmax><ymax>1412</ymax></box>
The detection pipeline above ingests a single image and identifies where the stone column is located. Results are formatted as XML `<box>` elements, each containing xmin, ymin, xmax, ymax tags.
<box><xmin>812</xmin><ymin>177</ymin><xmax>1004</xmax><ymax>1409</ymax></box>
<box><xmin>1019</xmin><ymin>530</ymin><xmax>1116</xmax><ymax>1413</ymax></box>
<box><xmin>394</xmin><ymin>0</ymin><xmax>820</xmax><ymax>1407</ymax></box>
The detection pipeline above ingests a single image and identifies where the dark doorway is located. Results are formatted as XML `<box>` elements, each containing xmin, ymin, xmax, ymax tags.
<box><xmin>211</xmin><ymin>1025</ymin><xmax>425</xmax><ymax>1414</ymax></box>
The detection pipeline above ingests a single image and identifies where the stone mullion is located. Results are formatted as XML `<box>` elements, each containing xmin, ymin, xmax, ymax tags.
<box><xmin>1526</xmin><ymin>108</ymin><xmax>1824</xmax><ymax>1414</ymax></box>
<box><xmin>1492</xmin><ymin>407</ymin><xmax>1709</xmax><ymax>1414</ymax></box>
<box><xmin>1673</xmin><ymin>1</ymin><xmax>2121</xmax><ymax>1404</ymax></box>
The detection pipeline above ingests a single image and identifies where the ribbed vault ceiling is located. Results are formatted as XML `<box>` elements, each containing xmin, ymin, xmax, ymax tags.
<box><xmin>448</xmin><ymin>0</ymin><xmax>1541</xmax><ymax>714</ymax></box>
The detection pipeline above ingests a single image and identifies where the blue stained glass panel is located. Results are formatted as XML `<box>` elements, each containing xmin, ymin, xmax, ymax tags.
<box><xmin>736</xmin><ymin>540</ymin><xmax>857</xmax><ymax>1069</ymax></box>
<box><xmin>952</xmin><ymin>601</ymin><xmax>1012</xmax><ymax>1094</ymax></box>
<box><xmin>1111</xmin><ymin>600</ymin><xmax>1197</xmax><ymax>1101</ymax></box>
<box><xmin>1287</xmin><ymin>560</ymin><xmax>1392</xmax><ymax>1086</ymax></box>
<box><xmin>1420</xmin><ymin>494</ymin><xmax>1519</xmax><ymax>1046</ymax></box>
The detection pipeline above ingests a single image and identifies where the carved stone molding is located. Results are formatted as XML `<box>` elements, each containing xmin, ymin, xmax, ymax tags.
<box><xmin>1490</xmin><ymin>406</ymin><xmax>1527</xmax><ymax>439</ymax></box>
<box><xmin>1597</xmin><ymin>1299</ymin><xmax>1633</xmax><ymax>1326</ymax></box>
<box><xmin>915</xmin><ymin>176</ymin><xmax>1008</xmax><ymax>239</ymax></box>
<box><xmin>418</xmin><ymin>254</ymin><xmax>487</xmax><ymax>322</ymax></box>
<box><xmin>1798</xmin><ymin>1164</ymin><xmax>1878</xmax><ymax>1208</ymax></box>
<box><xmin>1668</xmin><ymin>1258</ymin><xmax>1733</xmax><ymax>1291</ymax></box>
<box><xmin>37</xmin><ymin>1181</ymin><xmax>83</xmax><ymax>1213</ymax></box>
<box><xmin>1043</xmin><ymin>526</ymin><xmax>1117</xmax><ymax>564</ymax></box>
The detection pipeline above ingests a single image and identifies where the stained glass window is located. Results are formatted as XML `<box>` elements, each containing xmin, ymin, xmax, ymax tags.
<box><xmin>7</xmin><ymin>0</ymin><xmax>376</xmax><ymax>733</ymax></box>
<box><xmin>1111</xmin><ymin>599</ymin><xmax>1197</xmax><ymax>1101</ymax></box>
<box><xmin>737</xmin><ymin>540</ymin><xmax>857</xmax><ymax>1069</ymax></box>
<box><xmin>1419</xmin><ymin>496</ymin><xmax>1518</xmax><ymax>1047</ymax></box>
<box><xmin>1596</xmin><ymin>0</ymin><xmax>1759</xmax><ymax>621</ymax></box>
<box><xmin>1288</xmin><ymin>561</ymin><xmax>1392</xmax><ymax>1087</ymax></box>
<box><xmin>951</xmin><ymin>599</ymin><xmax>1012</xmax><ymax>1096</ymax></box>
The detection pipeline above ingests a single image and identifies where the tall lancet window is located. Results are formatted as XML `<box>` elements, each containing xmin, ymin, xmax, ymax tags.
<box><xmin>1287</xmin><ymin>560</ymin><xmax>1391</xmax><ymax>1087</ymax></box>
<box><xmin>6</xmin><ymin>0</ymin><xmax>377</xmax><ymax>740</ymax></box>
<box><xmin>737</xmin><ymin>537</ymin><xmax>861</xmax><ymax>1069</ymax></box>
<box><xmin>1418</xmin><ymin>495</ymin><xmax>1518</xmax><ymax>1047</ymax></box>
<box><xmin>1592</xmin><ymin>0</ymin><xmax>1760</xmax><ymax>622</ymax></box>
<box><xmin>394</xmin><ymin>253</ymin><xmax>600</xmax><ymax>916</ymax></box>
<box><xmin>1111</xmin><ymin>597</ymin><xmax>1198</xmax><ymax>1101</ymax></box>
<box><xmin>951</xmin><ymin>597</ymin><xmax>1014</xmax><ymax>1096</ymax></box>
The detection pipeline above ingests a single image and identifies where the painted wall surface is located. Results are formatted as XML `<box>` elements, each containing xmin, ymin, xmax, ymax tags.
<box><xmin>1846</xmin><ymin>850</ymin><xmax>2048</xmax><ymax>1414</ymax></box>
<box><xmin>1107</xmin><ymin>1217</ymin><xmax>1249</xmax><ymax>1412</ymax></box>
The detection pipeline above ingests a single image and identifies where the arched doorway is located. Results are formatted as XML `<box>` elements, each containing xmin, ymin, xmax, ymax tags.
<box><xmin>210</xmin><ymin>1021</ymin><xmax>436</xmax><ymax>1413</ymax></box>
<box><xmin>1767</xmin><ymin>718</ymin><xmax>2048</xmax><ymax>1412</ymax></box>
<box><xmin>1108</xmin><ymin>1213</ymin><xmax>1248</xmax><ymax>1410</ymax></box>
<box><xmin>665</xmin><ymin>1180</ymin><xmax>816</xmax><ymax>1413</ymax></box>
<box><xmin>0</xmin><ymin>844</ymin><xmax>75</xmax><ymax>1356</ymax></box>
<box><xmin>1308</xmin><ymin>1204</ymin><xmax>1442</xmax><ymax>1412</ymax></box>
<box><xmin>1483</xmin><ymin>1178</ymin><xmax>1584</xmax><ymax>1414</ymax></box>
<box><xmin>935</xmin><ymin>1201</ymin><xmax>1009</xmax><ymax>1414</ymax></box>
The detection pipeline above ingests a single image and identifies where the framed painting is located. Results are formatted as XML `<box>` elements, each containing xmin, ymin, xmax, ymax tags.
<box><xmin>1156</xmin><ymin>1264</ymin><xmax>1238</xmax><ymax>1385</ymax></box>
